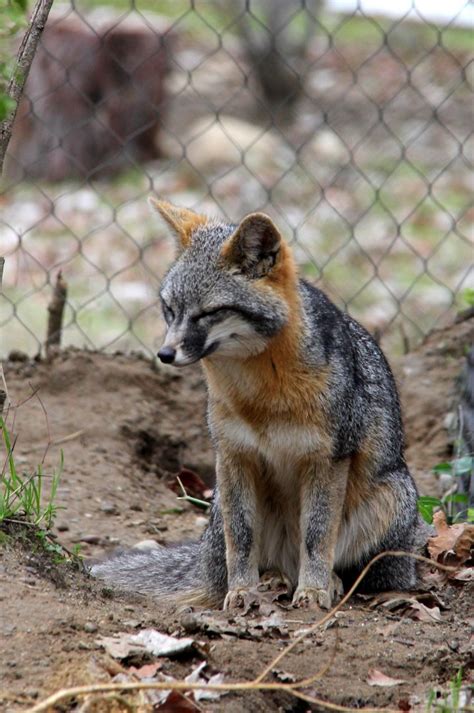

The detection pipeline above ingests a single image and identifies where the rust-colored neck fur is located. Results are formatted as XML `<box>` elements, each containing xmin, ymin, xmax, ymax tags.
<box><xmin>203</xmin><ymin>244</ymin><xmax>329</xmax><ymax>429</ymax></box>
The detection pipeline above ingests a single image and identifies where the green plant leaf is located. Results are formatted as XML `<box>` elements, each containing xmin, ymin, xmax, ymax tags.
<box><xmin>462</xmin><ymin>287</ymin><xmax>474</xmax><ymax>307</ymax></box>
<box><xmin>443</xmin><ymin>493</ymin><xmax>469</xmax><ymax>505</ymax></box>
<box><xmin>453</xmin><ymin>456</ymin><xmax>473</xmax><ymax>476</ymax></box>
<box><xmin>432</xmin><ymin>462</ymin><xmax>453</xmax><ymax>475</ymax></box>
<box><xmin>417</xmin><ymin>496</ymin><xmax>442</xmax><ymax>524</ymax></box>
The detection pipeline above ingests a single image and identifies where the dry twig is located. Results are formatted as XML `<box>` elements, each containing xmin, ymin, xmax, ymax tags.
<box><xmin>30</xmin><ymin>384</ymin><xmax>52</xmax><ymax>463</ymax></box>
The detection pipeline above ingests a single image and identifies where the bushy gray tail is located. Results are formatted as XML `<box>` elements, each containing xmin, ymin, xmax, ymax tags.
<box><xmin>90</xmin><ymin>541</ymin><xmax>207</xmax><ymax>602</ymax></box>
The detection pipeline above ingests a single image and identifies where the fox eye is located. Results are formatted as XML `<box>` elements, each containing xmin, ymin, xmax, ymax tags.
<box><xmin>162</xmin><ymin>302</ymin><xmax>174</xmax><ymax>324</ymax></box>
<box><xmin>193</xmin><ymin>307</ymin><xmax>226</xmax><ymax>322</ymax></box>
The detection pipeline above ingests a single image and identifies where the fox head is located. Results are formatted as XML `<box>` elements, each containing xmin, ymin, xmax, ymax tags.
<box><xmin>151</xmin><ymin>199</ymin><xmax>298</xmax><ymax>367</ymax></box>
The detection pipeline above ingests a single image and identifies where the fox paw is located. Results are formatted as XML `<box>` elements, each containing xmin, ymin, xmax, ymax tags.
<box><xmin>292</xmin><ymin>573</ymin><xmax>344</xmax><ymax>610</ymax></box>
<box><xmin>223</xmin><ymin>587</ymin><xmax>254</xmax><ymax>611</ymax></box>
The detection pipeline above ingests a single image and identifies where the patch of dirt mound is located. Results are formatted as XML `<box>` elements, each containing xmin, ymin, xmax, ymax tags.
<box><xmin>1</xmin><ymin>318</ymin><xmax>472</xmax><ymax>711</ymax></box>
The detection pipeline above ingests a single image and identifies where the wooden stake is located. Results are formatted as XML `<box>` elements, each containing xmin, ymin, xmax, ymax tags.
<box><xmin>46</xmin><ymin>270</ymin><xmax>67</xmax><ymax>356</ymax></box>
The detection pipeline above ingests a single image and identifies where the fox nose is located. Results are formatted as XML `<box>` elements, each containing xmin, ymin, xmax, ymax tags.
<box><xmin>157</xmin><ymin>346</ymin><xmax>176</xmax><ymax>364</ymax></box>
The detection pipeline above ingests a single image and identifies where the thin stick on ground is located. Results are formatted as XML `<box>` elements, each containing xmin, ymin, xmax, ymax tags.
<box><xmin>23</xmin><ymin>429</ymin><xmax>85</xmax><ymax>452</ymax></box>
<box><xmin>30</xmin><ymin>384</ymin><xmax>52</xmax><ymax>464</ymax></box>
<box><xmin>26</xmin><ymin>680</ymin><xmax>400</xmax><ymax>713</ymax></box>
<box><xmin>0</xmin><ymin>0</ymin><xmax>55</xmax><ymax>174</ymax></box>
<box><xmin>27</xmin><ymin>551</ymin><xmax>456</xmax><ymax>713</ymax></box>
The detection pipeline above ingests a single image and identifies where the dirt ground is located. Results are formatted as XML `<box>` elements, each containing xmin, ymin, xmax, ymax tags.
<box><xmin>1</xmin><ymin>315</ymin><xmax>473</xmax><ymax>712</ymax></box>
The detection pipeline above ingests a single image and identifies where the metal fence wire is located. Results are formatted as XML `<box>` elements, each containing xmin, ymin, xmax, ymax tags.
<box><xmin>1</xmin><ymin>0</ymin><xmax>472</xmax><ymax>358</ymax></box>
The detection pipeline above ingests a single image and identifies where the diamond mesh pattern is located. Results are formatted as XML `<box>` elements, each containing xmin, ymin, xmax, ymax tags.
<box><xmin>1</xmin><ymin>1</ymin><xmax>472</xmax><ymax>357</ymax></box>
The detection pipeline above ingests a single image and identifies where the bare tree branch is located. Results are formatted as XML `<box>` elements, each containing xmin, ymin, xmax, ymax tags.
<box><xmin>0</xmin><ymin>0</ymin><xmax>55</xmax><ymax>174</ymax></box>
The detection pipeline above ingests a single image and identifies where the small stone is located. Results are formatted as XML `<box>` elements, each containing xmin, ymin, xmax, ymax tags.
<box><xmin>100</xmin><ymin>501</ymin><xmax>118</xmax><ymax>515</ymax></box>
<box><xmin>130</xmin><ymin>502</ymin><xmax>143</xmax><ymax>512</ymax></box>
<box><xmin>180</xmin><ymin>613</ymin><xmax>199</xmax><ymax>634</ymax></box>
<box><xmin>21</xmin><ymin>577</ymin><xmax>36</xmax><ymax>586</ymax></box>
<box><xmin>57</xmin><ymin>523</ymin><xmax>69</xmax><ymax>532</ymax></box>
<box><xmin>123</xmin><ymin>619</ymin><xmax>141</xmax><ymax>629</ymax></box>
<box><xmin>84</xmin><ymin>622</ymin><xmax>98</xmax><ymax>633</ymax></box>
<box><xmin>78</xmin><ymin>641</ymin><xmax>94</xmax><ymax>650</ymax></box>
<box><xmin>8</xmin><ymin>349</ymin><xmax>29</xmax><ymax>362</ymax></box>
<box><xmin>77</xmin><ymin>534</ymin><xmax>101</xmax><ymax>544</ymax></box>
<box><xmin>448</xmin><ymin>639</ymin><xmax>459</xmax><ymax>652</ymax></box>
<box><xmin>132</xmin><ymin>539</ymin><xmax>160</xmax><ymax>551</ymax></box>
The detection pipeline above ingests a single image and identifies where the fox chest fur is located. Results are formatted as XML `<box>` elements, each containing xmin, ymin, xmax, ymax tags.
<box><xmin>205</xmin><ymin>349</ymin><xmax>333</xmax><ymax>474</ymax></box>
<box><xmin>205</xmin><ymin>354</ymin><xmax>335</xmax><ymax>583</ymax></box>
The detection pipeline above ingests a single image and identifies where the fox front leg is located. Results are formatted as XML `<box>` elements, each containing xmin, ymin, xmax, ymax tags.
<box><xmin>216</xmin><ymin>450</ymin><xmax>261</xmax><ymax>610</ymax></box>
<box><xmin>293</xmin><ymin>459</ymin><xmax>349</xmax><ymax>610</ymax></box>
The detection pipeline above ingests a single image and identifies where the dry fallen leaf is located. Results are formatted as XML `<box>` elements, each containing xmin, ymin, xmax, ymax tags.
<box><xmin>131</xmin><ymin>629</ymin><xmax>195</xmax><ymax>657</ymax></box>
<box><xmin>168</xmin><ymin>468</ymin><xmax>208</xmax><ymax>500</ymax></box>
<box><xmin>452</xmin><ymin>567</ymin><xmax>474</xmax><ymax>582</ymax></box>
<box><xmin>155</xmin><ymin>690</ymin><xmax>200</xmax><ymax>712</ymax></box>
<box><xmin>272</xmin><ymin>669</ymin><xmax>297</xmax><ymax>683</ymax></box>
<box><xmin>185</xmin><ymin>661</ymin><xmax>226</xmax><ymax>702</ymax></box>
<box><xmin>407</xmin><ymin>601</ymin><xmax>442</xmax><ymax>623</ymax></box>
<box><xmin>367</xmin><ymin>669</ymin><xmax>406</xmax><ymax>687</ymax></box>
<box><xmin>128</xmin><ymin>661</ymin><xmax>163</xmax><ymax>679</ymax></box>
<box><xmin>110</xmin><ymin>670</ymin><xmax>174</xmax><ymax>706</ymax></box>
<box><xmin>180</xmin><ymin>601</ymin><xmax>288</xmax><ymax>640</ymax></box>
<box><xmin>428</xmin><ymin>511</ymin><xmax>474</xmax><ymax>567</ymax></box>
<box><xmin>95</xmin><ymin>634</ymin><xmax>141</xmax><ymax>660</ymax></box>
<box><xmin>96</xmin><ymin>629</ymin><xmax>195</xmax><ymax>659</ymax></box>
<box><xmin>369</xmin><ymin>591</ymin><xmax>447</xmax><ymax>612</ymax></box>
<box><xmin>367</xmin><ymin>591</ymin><xmax>444</xmax><ymax>624</ymax></box>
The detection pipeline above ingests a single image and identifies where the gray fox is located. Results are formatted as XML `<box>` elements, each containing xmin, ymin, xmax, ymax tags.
<box><xmin>92</xmin><ymin>199</ymin><xmax>424</xmax><ymax>610</ymax></box>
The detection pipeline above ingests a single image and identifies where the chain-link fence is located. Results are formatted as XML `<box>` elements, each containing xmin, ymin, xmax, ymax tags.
<box><xmin>1</xmin><ymin>0</ymin><xmax>472</xmax><ymax>359</ymax></box>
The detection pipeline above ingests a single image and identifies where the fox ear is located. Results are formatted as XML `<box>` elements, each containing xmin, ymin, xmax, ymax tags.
<box><xmin>149</xmin><ymin>197</ymin><xmax>208</xmax><ymax>251</ymax></box>
<box><xmin>221</xmin><ymin>213</ymin><xmax>282</xmax><ymax>278</ymax></box>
